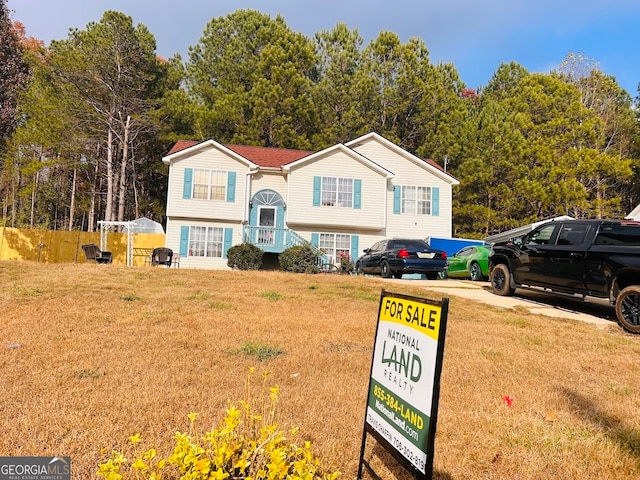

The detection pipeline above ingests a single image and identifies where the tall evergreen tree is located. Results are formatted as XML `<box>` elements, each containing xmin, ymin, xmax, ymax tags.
<box><xmin>312</xmin><ymin>22</ymin><xmax>368</xmax><ymax>147</ymax></box>
<box><xmin>557</xmin><ymin>53</ymin><xmax>639</xmax><ymax>216</ymax></box>
<box><xmin>186</xmin><ymin>9</ymin><xmax>318</xmax><ymax>148</ymax></box>
<box><xmin>414</xmin><ymin>61</ymin><xmax>467</xmax><ymax>163</ymax></box>
<box><xmin>505</xmin><ymin>73</ymin><xmax>632</xmax><ymax>220</ymax></box>
<box><xmin>453</xmin><ymin>95</ymin><xmax>527</xmax><ymax>236</ymax></box>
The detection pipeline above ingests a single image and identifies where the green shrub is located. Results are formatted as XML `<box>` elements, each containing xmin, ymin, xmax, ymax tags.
<box><xmin>338</xmin><ymin>253</ymin><xmax>355</xmax><ymax>274</ymax></box>
<box><xmin>227</xmin><ymin>243</ymin><xmax>264</xmax><ymax>270</ymax></box>
<box><xmin>279</xmin><ymin>245</ymin><xmax>319</xmax><ymax>273</ymax></box>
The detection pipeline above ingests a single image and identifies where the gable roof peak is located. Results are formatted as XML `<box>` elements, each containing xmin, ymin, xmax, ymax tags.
<box><xmin>163</xmin><ymin>139</ymin><xmax>313</xmax><ymax>167</ymax></box>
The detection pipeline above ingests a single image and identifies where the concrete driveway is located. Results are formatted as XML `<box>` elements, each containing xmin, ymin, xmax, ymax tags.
<box><xmin>383</xmin><ymin>277</ymin><xmax>617</xmax><ymax>330</ymax></box>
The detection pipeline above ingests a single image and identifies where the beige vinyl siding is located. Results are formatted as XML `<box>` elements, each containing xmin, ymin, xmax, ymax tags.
<box><xmin>249</xmin><ymin>171</ymin><xmax>287</xmax><ymax>200</ymax></box>
<box><xmin>165</xmin><ymin>149</ymin><xmax>247</xmax><ymax>222</ymax></box>
<box><xmin>350</xmin><ymin>138</ymin><xmax>453</xmax><ymax>238</ymax></box>
<box><xmin>286</xmin><ymin>150</ymin><xmax>387</xmax><ymax>229</ymax></box>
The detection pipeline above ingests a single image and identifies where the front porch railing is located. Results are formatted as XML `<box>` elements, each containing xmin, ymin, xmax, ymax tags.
<box><xmin>242</xmin><ymin>226</ymin><xmax>331</xmax><ymax>266</ymax></box>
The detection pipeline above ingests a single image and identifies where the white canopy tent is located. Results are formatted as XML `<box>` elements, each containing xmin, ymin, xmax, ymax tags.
<box><xmin>98</xmin><ymin>217</ymin><xmax>164</xmax><ymax>266</ymax></box>
<box><xmin>128</xmin><ymin>216</ymin><xmax>164</xmax><ymax>234</ymax></box>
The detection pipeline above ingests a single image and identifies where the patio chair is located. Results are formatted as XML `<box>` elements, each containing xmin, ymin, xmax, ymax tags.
<box><xmin>151</xmin><ymin>247</ymin><xmax>173</xmax><ymax>267</ymax></box>
<box><xmin>81</xmin><ymin>243</ymin><xmax>113</xmax><ymax>264</ymax></box>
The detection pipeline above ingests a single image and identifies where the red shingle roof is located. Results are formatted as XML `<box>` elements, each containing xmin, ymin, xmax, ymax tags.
<box><xmin>165</xmin><ymin>140</ymin><xmax>312</xmax><ymax>168</ymax></box>
<box><xmin>165</xmin><ymin>139</ymin><xmax>450</xmax><ymax>176</ymax></box>
<box><xmin>225</xmin><ymin>144</ymin><xmax>312</xmax><ymax>167</ymax></box>
<box><xmin>166</xmin><ymin>140</ymin><xmax>199</xmax><ymax>155</ymax></box>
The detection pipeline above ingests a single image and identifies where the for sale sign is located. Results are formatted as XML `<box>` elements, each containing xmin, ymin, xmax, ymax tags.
<box><xmin>359</xmin><ymin>290</ymin><xmax>449</xmax><ymax>480</ymax></box>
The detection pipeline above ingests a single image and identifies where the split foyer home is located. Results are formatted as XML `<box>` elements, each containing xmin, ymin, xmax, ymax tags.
<box><xmin>162</xmin><ymin>132</ymin><xmax>459</xmax><ymax>270</ymax></box>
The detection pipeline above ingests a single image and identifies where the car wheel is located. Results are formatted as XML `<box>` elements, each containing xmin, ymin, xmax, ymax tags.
<box><xmin>381</xmin><ymin>260</ymin><xmax>392</xmax><ymax>278</ymax></box>
<box><xmin>355</xmin><ymin>261</ymin><xmax>364</xmax><ymax>275</ymax></box>
<box><xmin>615</xmin><ymin>286</ymin><xmax>640</xmax><ymax>334</ymax></box>
<box><xmin>469</xmin><ymin>262</ymin><xmax>483</xmax><ymax>281</ymax></box>
<box><xmin>393</xmin><ymin>271</ymin><xmax>403</xmax><ymax>279</ymax></box>
<box><xmin>490</xmin><ymin>264</ymin><xmax>514</xmax><ymax>296</ymax></box>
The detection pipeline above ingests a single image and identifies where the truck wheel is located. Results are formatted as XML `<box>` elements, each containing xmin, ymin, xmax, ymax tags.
<box><xmin>490</xmin><ymin>264</ymin><xmax>514</xmax><ymax>296</ymax></box>
<box><xmin>381</xmin><ymin>260</ymin><xmax>392</xmax><ymax>278</ymax></box>
<box><xmin>615</xmin><ymin>286</ymin><xmax>640</xmax><ymax>334</ymax></box>
<box><xmin>469</xmin><ymin>262</ymin><xmax>483</xmax><ymax>281</ymax></box>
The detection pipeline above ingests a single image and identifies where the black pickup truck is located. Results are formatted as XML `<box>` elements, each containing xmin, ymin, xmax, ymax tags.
<box><xmin>488</xmin><ymin>219</ymin><xmax>640</xmax><ymax>333</ymax></box>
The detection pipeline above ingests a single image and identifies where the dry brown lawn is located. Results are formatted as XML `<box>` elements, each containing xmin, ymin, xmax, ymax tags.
<box><xmin>0</xmin><ymin>260</ymin><xmax>639</xmax><ymax>479</ymax></box>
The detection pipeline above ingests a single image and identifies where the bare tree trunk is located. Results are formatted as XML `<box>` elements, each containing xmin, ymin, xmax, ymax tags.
<box><xmin>88</xmin><ymin>161</ymin><xmax>99</xmax><ymax>232</ymax></box>
<box><xmin>117</xmin><ymin>115</ymin><xmax>131</xmax><ymax>222</ymax></box>
<box><xmin>132</xmin><ymin>157</ymin><xmax>140</xmax><ymax>219</ymax></box>
<box><xmin>68</xmin><ymin>167</ymin><xmax>77</xmax><ymax>231</ymax></box>
<box><xmin>30</xmin><ymin>170</ymin><xmax>38</xmax><ymax>228</ymax></box>
<box><xmin>11</xmin><ymin>171</ymin><xmax>16</xmax><ymax>228</ymax></box>
<box><xmin>105</xmin><ymin>127</ymin><xmax>114</xmax><ymax>222</ymax></box>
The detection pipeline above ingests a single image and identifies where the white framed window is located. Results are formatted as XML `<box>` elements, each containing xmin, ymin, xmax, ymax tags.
<box><xmin>189</xmin><ymin>226</ymin><xmax>224</xmax><ymax>257</ymax></box>
<box><xmin>402</xmin><ymin>186</ymin><xmax>431</xmax><ymax>214</ymax></box>
<box><xmin>319</xmin><ymin>233</ymin><xmax>352</xmax><ymax>264</ymax></box>
<box><xmin>321</xmin><ymin>177</ymin><xmax>353</xmax><ymax>207</ymax></box>
<box><xmin>192</xmin><ymin>169</ymin><xmax>227</xmax><ymax>200</ymax></box>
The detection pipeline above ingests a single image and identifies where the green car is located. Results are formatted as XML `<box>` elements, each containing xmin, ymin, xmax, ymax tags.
<box><xmin>445</xmin><ymin>245</ymin><xmax>490</xmax><ymax>281</ymax></box>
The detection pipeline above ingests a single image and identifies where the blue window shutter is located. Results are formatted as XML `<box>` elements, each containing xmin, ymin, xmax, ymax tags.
<box><xmin>432</xmin><ymin>187</ymin><xmax>440</xmax><ymax>216</ymax></box>
<box><xmin>276</xmin><ymin>206</ymin><xmax>285</xmax><ymax>229</ymax></box>
<box><xmin>354</xmin><ymin>179</ymin><xmax>361</xmax><ymax>209</ymax></box>
<box><xmin>393</xmin><ymin>186</ymin><xmax>401</xmax><ymax>214</ymax></box>
<box><xmin>223</xmin><ymin>228</ymin><xmax>233</xmax><ymax>258</ymax></box>
<box><xmin>313</xmin><ymin>176</ymin><xmax>321</xmax><ymax>206</ymax></box>
<box><xmin>249</xmin><ymin>202</ymin><xmax>258</xmax><ymax>225</ymax></box>
<box><xmin>311</xmin><ymin>233</ymin><xmax>319</xmax><ymax>246</ymax></box>
<box><xmin>180</xmin><ymin>226</ymin><xmax>189</xmax><ymax>256</ymax></box>
<box><xmin>226</xmin><ymin>171</ymin><xmax>236</xmax><ymax>202</ymax></box>
<box><xmin>350</xmin><ymin>235</ymin><xmax>359</xmax><ymax>260</ymax></box>
<box><xmin>183</xmin><ymin>168</ymin><xmax>193</xmax><ymax>199</ymax></box>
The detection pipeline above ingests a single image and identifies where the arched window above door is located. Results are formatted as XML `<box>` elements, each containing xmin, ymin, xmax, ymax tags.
<box><xmin>251</xmin><ymin>189</ymin><xmax>285</xmax><ymax>208</ymax></box>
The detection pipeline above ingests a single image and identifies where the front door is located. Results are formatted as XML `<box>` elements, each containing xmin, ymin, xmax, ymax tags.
<box><xmin>258</xmin><ymin>206</ymin><xmax>276</xmax><ymax>245</ymax></box>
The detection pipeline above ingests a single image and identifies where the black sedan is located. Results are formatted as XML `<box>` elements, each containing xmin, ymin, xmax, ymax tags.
<box><xmin>355</xmin><ymin>238</ymin><xmax>448</xmax><ymax>279</ymax></box>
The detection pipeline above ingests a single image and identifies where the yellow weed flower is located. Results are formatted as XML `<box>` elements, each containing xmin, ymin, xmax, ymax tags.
<box><xmin>143</xmin><ymin>448</ymin><xmax>156</xmax><ymax>460</ymax></box>
<box><xmin>225</xmin><ymin>406</ymin><xmax>241</xmax><ymax>429</ymax></box>
<box><xmin>195</xmin><ymin>458</ymin><xmax>211</xmax><ymax>474</ymax></box>
<box><xmin>233</xmin><ymin>456</ymin><xmax>250</xmax><ymax>473</ymax></box>
<box><xmin>129</xmin><ymin>433</ymin><xmax>141</xmax><ymax>445</ymax></box>
<box><xmin>188</xmin><ymin>412</ymin><xmax>198</xmax><ymax>422</ymax></box>
<box><xmin>131</xmin><ymin>458</ymin><xmax>148</xmax><ymax>471</ymax></box>
<box><xmin>96</xmin><ymin>452</ymin><xmax>126</xmax><ymax>480</ymax></box>
<box><xmin>269</xmin><ymin>385</ymin><xmax>279</xmax><ymax>401</ymax></box>
<box><xmin>211</xmin><ymin>467</ymin><xmax>230</xmax><ymax>480</ymax></box>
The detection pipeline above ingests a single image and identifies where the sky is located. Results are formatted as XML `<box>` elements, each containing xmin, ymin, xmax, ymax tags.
<box><xmin>7</xmin><ymin>0</ymin><xmax>640</xmax><ymax>96</ymax></box>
